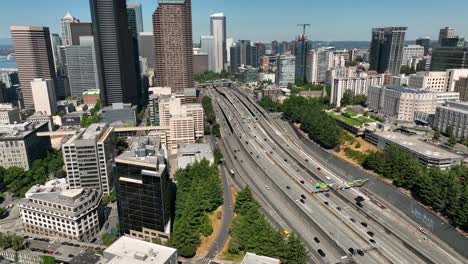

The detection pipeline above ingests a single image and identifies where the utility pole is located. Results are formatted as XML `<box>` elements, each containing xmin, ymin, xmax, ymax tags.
<box><xmin>297</xmin><ymin>24</ymin><xmax>311</xmax><ymax>36</ymax></box>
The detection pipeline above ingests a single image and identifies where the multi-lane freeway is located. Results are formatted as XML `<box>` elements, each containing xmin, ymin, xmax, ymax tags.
<box><xmin>206</xmin><ymin>84</ymin><xmax>466</xmax><ymax>264</ymax></box>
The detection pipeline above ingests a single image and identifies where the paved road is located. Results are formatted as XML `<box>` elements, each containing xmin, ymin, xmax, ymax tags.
<box><xmin>202</xmin><ymin>136</ymin><xmax>234</xmax><ymax>264</ymax></box>
<box><xmin>212</xmin><ymin>85</ymin><xmax>466</xmax><ymax>264</ymax></box>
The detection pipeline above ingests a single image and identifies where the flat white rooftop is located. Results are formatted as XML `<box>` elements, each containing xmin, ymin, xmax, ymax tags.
<box><xmin>104</xmin><ymin>236</ymin><xmax>176</xmax><ymax>264</ymax></box>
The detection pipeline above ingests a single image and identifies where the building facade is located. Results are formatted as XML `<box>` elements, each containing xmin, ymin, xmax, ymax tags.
<box><xmin>70</xmin><ymin>23</ymin><xmax>93</xmax><ymax>45</ymax></box>
<box><xmin>10</xmin><ymin>26</ymin><xmax>56</xmax><ymax>109</ymax></box>
<box><xmin>408</xmin><ymin>71</ymin><xmax>447</xmax><ymax>92</ymax></box>
<box><xmin>62</xmin><ymin>123</ymin><xmax>115</xmax><ymax>194</ymax></box>
<box><xmin>210</xmin><ymin>13</ymin><xmax>226</xmax><ymax>73</ymax></box>
<box><xmin>434</xmin><ymin>101</ymin><xmax>468</xmax><ymax>139</ymax></box>
<box><xmin>455</xmin><ymin>76</ymin><xmax>468</xmax><ymax>101</ymax></box>
<box><xmin>200</xmin><ymin>35</ymin><xmax>215</xmax><ymax>71</ymax></box>
<box><xmin>60</xmin><ymin>12</ymin><xmax>80</xmax><ymax>46</ymax></box>
<box><xmin>0</xmin><ymin>104</ymin><xmax>20</xmax><ymax>125</ymax></box>
<box><xmin>439</xmin><ymin>27</ymin><xmax>456</xmax><ymax>45</ymax></box>
<box><xmin>90</xmin><ymin>0</ymin><xmax>138</xmax><ymax>105</ymax></box>
<box><xmin>114</xmin><ymin>137</ymin><xmax>171</xmax><ymax>243</ymax></box>
<box><xmin>369</xmin><ymin>27</ymin><xmax>407</xmax><ymax>75</ymax></box>
<box><xmin>415</xmin><ymin>37</ymin><xmax>431</xmax><ymax>56</ymax></box>
<box><xmin>294</xmin><ymin>36</ymin><xmax>312</xmax><ymax>83</ymax></box>
<box><xmin>402</xmin><ymin>45</ymin><xmax>424</xmax><ymax>66</ymax></box>
<box><xmin>19</xmin><ymin>179</ymin><xmax>102</xmax><ymax>242</ymax></box>
<box><xmin>367</xmin><ymin>85</ymin><xmax>437</xmax><ymax>121</ymax></box>
<box><xmin>445</xmin><ymin>69</ymin><xmax>468</xmax><ymax>92</ymax></box>
<box><xmin>306</xmin><ymin>48</ymin><xmax>336</xmax><ymax>84</ymax></box>
<box><xmin>153</xmin><ymin>0</ymin><xmax>194</xmax><ymax>94</ymax></box>
<box><xmin>0</xmin><ymin>122</ymin><xmax>51</xmax><ymax>170</ymax></box>
<box><xmin>276</xmin><ymin>54</ymin><xmax>295</xmax><ymax>86</ymax></box>
<box><xmin>31</xmin><ymin>78</ymin><xmax>57</xmax><ymax>115</ymax></box>
<box><xmin>431</xmin><ymin>47</ymin><xmax>468</xmax><ymax>71</ymax></box>
<box><xmin>331</xmin><ymin>74</ymin><xmax>384</xmax><ymax>107</ymax></box>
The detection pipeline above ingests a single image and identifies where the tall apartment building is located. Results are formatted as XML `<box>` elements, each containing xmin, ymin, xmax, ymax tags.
<box><xmin>90</xmin><ymin>0</ymin><xmax>138</xmax><ymax>105</ymax></box>
<box><xmin>210</xmin><ymin>13</ymin><xmax>226</xmax><ymax>73</ymax></box>
<box><xmin>439</xmin><ymin>27</ymin><xmax>456</xmax><ymax>45</ymax></box>
<box><xmin>325</xmin><ymin>67</ymin><xmax>357</xmax><ymax>85</ymax></box>
<box><xmin>139</xmin><ymin>32</ymin><xmax>155</xmax><ymax>69</ymax></box>
<box><xmin>114</xmin><ymin>137</ymin><xmax>171</xmax><ymax>243</ymax></box>
<box><xmin>330</xmin><ymin>73</ymin><xmax>384</xmax><ymax>107</ymax></box>
<box><xmin>0</xmin><ymin>122</ymin><xmax>51</xmax><ymax>170</ymax></box>
<box><xmin>445</xmin><ymin>69</ymin><xmax>468</xmax><ymax>92</ymax></box>
<box><xmin>294</xmin><ymin>35</ymin><xmax>312</xmax><ymax>83</ymax></box>
<box><xmin>31</xmin><ymin>78</ymin><xmax>57</xmax><ymax>115</ymax></box>
<box><xmin>0</xmin><ymin>104</ymin><xmax>20</xmax><ymax>125</ymax></box>
<box><xmin>367</xmin><ymin>85</ymin><xmax>437</xmax><ymax>121</ymax></box>
<box><xmin>153</xmin><ymin>0</ymin><xmax>194</xmax><ymax>93</ymax></box>
<box><xmin>60</xmin><ymin>12</ymin><xmax>80</xmax><ymax>46</ymax></box>
<box><xmin>229</xmin><ymin>44</ymin><xmax>241</xmax><ymax>74</ymax></box>
<box><xmin>10</xmin><ymin>26</ymin><xmax>56</xmax><ymax>109</ymax></box>
<box><xmin>126</xmin><ymin>2</ymin><xmax>143</xmax><ymax>105</ymax></box>
<box><xmin>369</xmin><ymin>27</ymin><xmax>407</xmax><ymax>75</ymax></box>
<box><xmin>408</xmin><ymin>71</ymin><xmax>447</xmax><ymax>92</ymax></box>
<box><xmin>306</xmin><ymin>48</ymin><xmax>340</xmax><ymax>84</ymax></box>
<box><xmin>200</xmin><ymin>35</ymin><xmax>215</xmax><ymax>71</ymax></box>
<box><xmin>62</xmin><ymin>123</ymin><xmax>115</xmax><ymax>194</ymax></box>
<box><xmin>431</xmin><ymin>47</ymin><xmax>468</xmax><ymax>71</ymax></box>
<box><xmin>19</xmin><ymin>179</ymin><xmax>103</xmax><ymax>242</ymax></box>
<box><xmin>415</xmin><ymin>37</ymin><xmax>431</xmax><ymax>56</ymax></box>
<box><xmin>402</xmin><ymin>45</ymin><xmax>424</xmax><ymax>66</ymax></box>
<box><xmin>65</xmin><ymin>36</ymin><xmax>100</xmax><ymax>97</ymax></box>
<box><xmin>276</xmin><ymin>54</ymin><xmax>296</xmax><ymax>86</ymax></box>
<box><xmin>70</xmin><ymin>23</ymin><xmax>93</xmax><ymax>45</ymax></box>
<box><xmin>433</xmin><ymin>101</ymin><xmax>468</xmax><ymax>138</ymax></box>
<box><xmin>226</xmin><ymin>37</ymin><xmax>234</xmax><ymax>63</ymax></box>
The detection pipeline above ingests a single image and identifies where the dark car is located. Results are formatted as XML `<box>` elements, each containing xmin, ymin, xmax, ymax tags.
<box><xmin>357</xmin><ymin>249</ymin><xmax>364</xmax><ymax>256</ymax></box>
<box><xmin>317</xmin><ymin>249</ymin><xmax>326</xmax><ymax>257</ymax></box>
<box><xmin>361</xmin><ymin>222</ymin><xmax>368</xmax><ymax>227</ymax></box>
<box><xmin>336</xmin><ymin>207</ymin><xmax>342</xmax><ymax>211</ymax></box>
<box><xmin>286</xmin><ymin>186</ymin><xmax>291</xmax><ymax>190</ymax></box>
<box><xmin>356</xmin><ymin>202</ymin><xmax>364</xmax><ymax>208</ymax></box>
<box><xmin>324</xmin><ymin>201</ymin><xmax>329</xmax><ymax>206</ymax></box>
<box><xmin>367</xmin><ymin>231</ymin><xmax>374</xmax><ymax>237</ymax></box>
<box><xmin>349</xmin><ymin>217</ymin><xmax>356</xmax><ymax>223</ymax></box>
<box><xmin>348</xmin><ymin>248</ymin><xmax>354</xmax><ymax>254</ymax></box>
<box><xmin>300</xmin><ymin>180</ymin><xmax>305</xmax><ymax>184</ymax></box>
<box><xmin>355</xmin><ymin>196</ymin><xmax>365</xmax><ymax>202</ymax></box>
<box><xmin>324</xmin><ymin>193</ymin><xmax>330</xmax><ymax>198</ymax></box>
<box><xmin>314</xmin><ymin>237</ymin><xmax>320</xmax><ymax>243</ymax></box>
<box><xmin>369</xmin><ymin>239</ymin><xmax>376</xmax><ymax>244</ymax></box>
<box><xmin>300</xmin><ymin>194</ymin><xmax>306</xmax><ymax>199</ymax></box>
<box><xmin>300</xmin><ymin>199</ymin><xmax>305</xmax><ymax>204</ymax></box>
<box><xmin>317</xmin><ymin>167</ymin><xmax>321</xmax><ymax>170</ymax></box>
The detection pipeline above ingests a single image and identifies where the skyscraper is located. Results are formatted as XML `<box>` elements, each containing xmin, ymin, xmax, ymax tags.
<box><xmin>230</xmin><ymin>44</ymin><xmax>241</xmax><ymax>74</ymax></box>
<box><xmin>276</xmin><ymin>54</ymin><xmax>296</xmax><ymax>86</ymax></box>
<box><xmin>210</xmin><ymin>13</ymin><xmax>226</xmax><ymax>73</ymax></box>
<box><xmin>294</xmin><ymin>35</ymin><xmax>312</xmax><ymax>83</ymax></box>
<box><xmin>439</xmin><ymin>27</ymin><xmax>456</xmax><ymax>45</ymax></box>
<box><xmin>369</xmin><ymin>27</ymin><xmax>407</xmax><ymax>75</ymax></box>
<box><xmin>60</xmin><ymin>12</ymin><xmax>80</xmax><ymax>46</ymax></box>
<box><xmin>90</xmin><ymin>0</ymin><xmax>138</xmax><ymax>105</ymax></box>
<box><xmin>139</xmin><ymin>32</ymin><xmax>155</xmax><ymax>69</ymax></box>
<box><xmin>70</xmin><ymin>23</ymin><xmax>93</xmax><ymax>45</ymax></box>
<box><xmin>10</xmin><ymin>26</ymin><xmax>56</xmax><ymax>109</ymax></box>
<box><xmin>127</xmin><ymin>3</ymin><xmax>144</xmax><ymax>37</ymax></box>
<box><xmin>50</xmin><ymin>33</ymin><xmax>62</xmax><ymax>76</ymax></box>
<box><xmin>226</xmin><ymin>37</ymin><xmax>234</xmax><ymax>63</ymax></box>
<box><xmin>200</xmin><ymin>35</ymin><xmax>215</xmax><ymax>71</ymax></box>
<box><xmin>153</xmin><ymin>0</ymin><xmax>194</xmax><ymax>93</ymax></box>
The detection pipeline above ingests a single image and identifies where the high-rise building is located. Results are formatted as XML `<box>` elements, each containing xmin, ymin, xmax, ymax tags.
<box><xmin>62</xmin><ymin>123</ymin><xmax>115</xmax><ymax>194</ymax></box>
<box><xmin>153</xmin><ymin>0</ymin><xmax>194</xmax><ymax>93</ymax></box>
<box><xmin>294</xmin><ymin>35</ymin><xmax>312</xmax><ymax>83</ymax></box>
<box><xmin>193</xmin><ymin>48</ymin><xmax>209</xmax><ymax>75</ymax></box>
<box><xmin>70</xmin><ymin>23</ymin><xmax>93</xmax><ymax>45</ymax></box>
<box><xmin>90</xmin><ymin>0</ymin><xmax>138</xmax><ymax>105</ymax></box>
<box><xmin>433</xmin><ymin>101</ymin><xmax>468</xmax><ymax>139</ymax></box>
<box><xmin>431</xmin><ymin>47</ymin><xmax>468</xmax><ymax>71</ymax></box>
<box><xmin>408</xmin><ymin>71</ymin><xmax>447</xmax><ymax>92</ymax></box>
<box><xmin>306</xmin><ymin>48</ymin><xmax>335</xmax><ymax>84</ymax></box>
<box><xmin>446</xmin><ymin>69</ymin><xmax>468</xmax><ymax>92</ymax></box>
<box><xmin>369</xmin><ymin>27</ymin><xmax>407</xmax><ymax>75</ymax></box>
<box><xmin>454</xmin><ymin>77</ymin><xmax>468</xmax><ymax>101</ymax></box>
<box><xmin>127</xmin><ymin>3</ymin><xmax>144</xmax><ymax>37</ymax></box>
<box><xmin>139</xmin><ymin>32</ymin><xmax>155</xmax><ymax>69</ymax></box>
<box><xmin>271</xmin><ymin>40</ymin><xmax>279</xmax><ymax>55</ymax></box>
<box><xmin>438</xmin><ymin>27</ymin><xmax>456</xmax><ymax>45</ymax></box>
<box><xmin>226</xmin><ymin>37</ymin><xmax>234</xmax><ymax>63</ymax></box>
<box><xmin>276</xmin><ymin>54</ymin><xmax>296</xmax><ymax>86</ymax></box>
<box><xmin>440</xmin><ymin>36</ymin><xmax>466</xmax><ymax>48</ymax></box>
<box><xmin>255</xmin><ymin>42</ymin><xmax>265</xmax><ymax>67</ymax></box>
<box><xmin>60</xmin><ymin>12</ymin><xmax>80</xmax><ymax>46</ymax></box>
<box><xmin>402</xmin><ymin>45</ymin><xmax>424</xmax><ymax>66</ymax></box>
<box><xmin>10</xmin><ymin>26</ymin><xmax>56</xmax><ymax>109</ymax></box>
<box><xmin>238</xmin><ymin>40</ymin><xmax>251</xmax><ymax>66</ymax></box>
<box><xmin>50</xmin><ymin>33</ymin><xmax>62</xmax><ymax>76</ymax></box>
<box><xmin>31</xmin><ymin>78</ymin><xmax>57</xmax><ymax>115</ymax></box>
<box><xmin>230</xmin><ymin>44</ymin><xmax>241</xmax><ymax>74</ymax></box>
<box><xmin>210</xmin><ymin>13</ymin><xmax>226</xmax><ymax>73</ymax></box>
<box><xmin>114</xmin><ymin>137</ymin><xmax>171</xmax><ymax>243</ymax></box>
<box><xmin>200</xmin><ymin>35</ymin><xmax>215</xmax><ymax>71</ymax></box>
<box><xmin>330</xmin><ymin>73</ymin><xmax>384</xmax><ymax>107</ymax></box>
<box><xmin>415</xmin><ymin>37</ymin><xmax>431</xmax><ymax>56</ymax></box>
<box><xmin>65</xmin><ymin>36</ymin><xmax>100</xmax><ymax>97</ymax></box>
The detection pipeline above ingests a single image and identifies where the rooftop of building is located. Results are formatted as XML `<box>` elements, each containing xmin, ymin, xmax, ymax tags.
<box><xmin>0</xmin><ymin>103</ymin><xmax>16</xmax><ymax>110</ymax></box>
<box><xmin>438</xmin><ymin>100</ymin><xmax>468</xmax><ymax>113</ymax></box>
<box><xmin>23</xmin><ymin>179</ymin><xmax>100</xmax><ymax>208</ymax></box>
<box><xmin>104</xmin><ymin>236</ymin><xmax>176</xmax><ymax>264</ymax></box>
<box><xmin>413</xmin><ymin>71</ymin><xmax>446</xmax><ymax>77</ymax></box>
<box><xmin>115</xmin><ymin>136</ymin><xmax>166</xmax><ymax>170</ymax></box>
<box><xmin>385</xmin><ymin>85</ymin><xmax>432</xmax><ymax>94</ymax></box>
<box><xmin>81</xmin><ymin>123</ymin><xmax>109</xmax><ymax>140</ymax></box>
<box><xmin>241</xmin><ymin>252</ymin><xmax>280</xmax><ymax>264</ymax></box>
<box><xmin>62</xmin><ymin>111</ymin><xmax>85</xmax><ymax>118</ymax></box>
<box><xmin>374</xmin><ymin>130</ymin><xmax>462</xmax><ymax>160</ymax></box>
<box><xmin>102</xmin><ymin>103</ymin><xmax>136</xmax><ymax>111</ymax></box>
<box><xmin>177</xmin><ymin>143</ymin><xmax>214</xmax><ymax>169</ymax></box>
<box><xmin>0</xmin><ymin>121</ymin><xmax>47</xmax><ymax>140</ymax></box>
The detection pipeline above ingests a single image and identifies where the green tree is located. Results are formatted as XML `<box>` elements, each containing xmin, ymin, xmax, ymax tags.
<box><xmin>448</xmin><ymin>134</ymin><xmax>457</xmax><ymax>147</ymax></box>
<box><xmin>400</xmin><ymin>65</ymin><xmax>416</xmax><ymax>75</ymax></box>
<box><xmin>281</xmin><ymin>234</ymin><xmax>308</xmax><ymax>264</ymax></box>
<box><xmin>10</xmin><ymin>235</ymin><xmax>24</xmax><ymax>251</ymax></box>
<box><xmin>433</xmin><ymin>128</ymin><xmax>441</xmax><ymax>140</ymax></box>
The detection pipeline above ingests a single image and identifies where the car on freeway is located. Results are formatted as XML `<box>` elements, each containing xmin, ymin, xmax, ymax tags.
<box><xmin>265</xmin><ymin>185</ymin><xmax>270</xmax><ymax>190</ymax></box>
<box><xmin>314</xmin><ymin>237</ymin><xmax>320</xmax><ymax>243</ymax></box>
<box><xmin>336</xmin><ymin>206</ymin><xmax>342</xmax><ymax>211</ymax></box>
<box><xmin>418</xmin><ymin>227</ymin><xmax>427</xmax><ymax>234</ymax></box>
<box><xmin>300</xmin><ymin>180</ymin><xmax>305</xmax><ymax>184</ymax></box>
<box><xmin>286</xmin><ymin>186</ymin><xmax>291</xmax><ymax>190</ymax></box>
<box><xmin>357</xmin><ymin>249</ymin><xmax>364</xmax><ymax>256</ymax></box>
<box><xmin>348</xmin><ymin>248</ymin><xmax>354</xmax><ymax>254</ymax></box>
<box><xmin>349</xmin><ymin>218</ymin><xmax>356</xmax><ymax>223</ymax></box>
<box><xmin>317</xmin><ymin>249</ymin><xmax>326</xmax><ymax>257</ymax></box>
<box><xmin>324</xmin><ymin>201</ymin><xmax>329</xmax><ymax>206</ymax></box>
<box><xmin>317</xmin><ymin>167</ymin><xmax>321</xmax><ymax>170</ymax></box>
<box><xmin>361</xmin><ymin>222</ymin><xmax>368</xmax><ymax>227</ymax></box>
<box><xmin>324</xmin><ymin>193</ymin><xmax>330</xmax><ymax>198</ymax></box>
<box><xmin>326</xmin><ymin>176</ymin><xmax>331</xmax><ymax>180</ymax></box>
<box><xmin>369</xmin><ymin>239</ymin><xmax>376</xmax><ymax>244</ymax></box>
<box><xmin>367</xmin><ymin>231</ymin><xmax>374</xmax><ymax>237</ymax></box>
<box><xmin>299</xmin><ymin>199</ymin><xmax>305</xmax><ymax>204</ymax></box>
<box><xmin>295</xmin><ymin>199</ymin><xmax>299</xmax><ymax>203</ymax></box>
<box><xmin>283</xmin><ymin>230</ymin><xmax>290</xmax><ymax>237</ymax></box>
<box><xmin>300</xmin><ymin>194</ymin><xmax>306</xmax><ymax>199</ymax></box>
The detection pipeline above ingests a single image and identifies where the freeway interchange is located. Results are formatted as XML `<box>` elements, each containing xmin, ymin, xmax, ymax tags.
<box><xmin>206</xmin><ymin>84</ymin><xmax>466</xmax><ymax>264</ymax></box>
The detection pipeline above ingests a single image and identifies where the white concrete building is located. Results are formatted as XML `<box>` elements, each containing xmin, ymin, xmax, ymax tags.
<box><xmin>0</xmin><ymin>103</ymin><xmax>20</xmax><ymax>125</ymax></box>
<box><xmin>325</xmin><ymin>67</ymin><xmax>357</xmax><ymax>85</ymax></box>
<box><xmin>331</xmin><ymin>73</ymin><xmax>384</xmax><ymax>107</ymax></box>
<box><xmin>367</xmin><ymin>85</ymin><xmax>437</xmax><ymax>121</ymax></box>
<box><xmin>210</xmin><ymin>13</ymin><xmax>226</xmax><ymax>73</ymax></box>
<box><xmin>62</xmin><ymin>123</ymin><xmax>115</xmax><ymax>194</ymax></box>
<box><xmin>31</xmin><ymin>78</ymin><xmax>57</xmax><ymax>115</ymax></box>
<box><xmin>276</xmin><ymin>54</ymin><xmax>295</xmax><ymax>86</ymax></box>
<box><xmin>436</xmin><ymin>92</ymin><xmax>460</xmax><ymax>105</ymax></box>
<box><xmin>434</xmin><ymin>101</ymin><xmax>468</xmax><ymax>139</ymax></box>
<box><xmin>408</xmin><ymin>71</ymin><xmax>447</xmax><ymax>92</ymax></box>
<box><xmin>104</xmin><ymin>236</ymin><xmax>177</xmax><ymax>264</ymax></box>
<box><xmin>200</xmin><ymin>35</ymin><xmax>215</xmax><ymax>72</ymax></box>
<box><xmin>402</xmin><ymin>45</ymin><xmax>424</xmax><ymax>66</ymax></box>
<box><xmin>306</xmin><ymin>48</ymin><xmax>335</xmax><ymax>84</ymax></box>
<box><xmin>258</xmin><ymin>73</ymin><xmax>275</xmax><ymax>83</ymax></box>
<box><xmin>445</xmin><ymin>69</ymin><xmax>468</xmax><ymax>92</ymax></box>
<box><xmin>19</xmin><ymin>179</ymin><xmax>102</xmax><ymax>242</ymax></box>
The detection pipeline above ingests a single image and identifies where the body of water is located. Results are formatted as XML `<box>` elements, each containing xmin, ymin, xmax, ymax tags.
<box><xmin>0</xmin><ymin>57</ymin><xmax>17</xmax><ymax>69</ymax></box>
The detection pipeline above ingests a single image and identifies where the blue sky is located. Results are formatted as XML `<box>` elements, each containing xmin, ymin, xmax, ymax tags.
<box><xmin>0</xmin><ymin>0</ymin><xmax>467</xmax><ymax>42</ymax></box>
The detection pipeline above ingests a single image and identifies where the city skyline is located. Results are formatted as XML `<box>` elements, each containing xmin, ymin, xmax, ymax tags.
<box><xmin>0</xmin><ymin>0</ymin><xmax>468</xmax><ymax>42</ymax></box>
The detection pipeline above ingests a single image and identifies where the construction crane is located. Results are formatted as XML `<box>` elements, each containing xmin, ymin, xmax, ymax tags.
<box><xmin>297</xmin><ymin>23</ymin><xmax>311</xmax><ymax>36</ymax></box>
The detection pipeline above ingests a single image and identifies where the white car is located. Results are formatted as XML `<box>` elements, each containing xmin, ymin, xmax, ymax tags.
<box><xmin>326</xmin><ymin>176</ymin><xmax>331</xmax><ymax>180</ymax></box>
